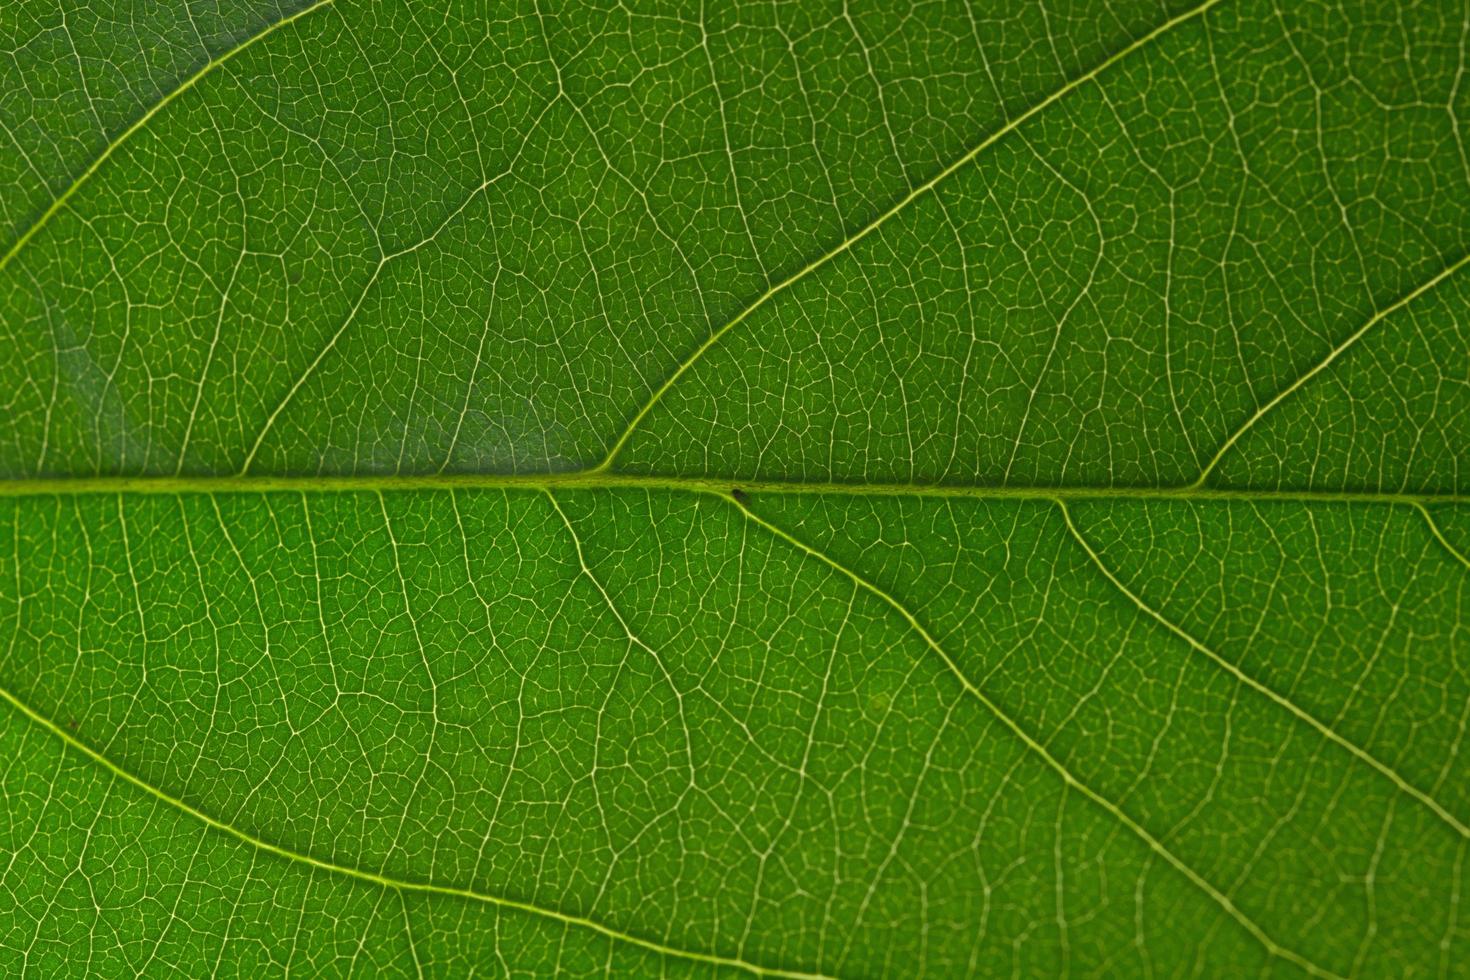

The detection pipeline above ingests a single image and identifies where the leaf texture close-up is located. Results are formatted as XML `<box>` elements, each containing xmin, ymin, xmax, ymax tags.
<box><xmin>1</xmin><ymin>0</ymin><xmax>1468</xmax><ymax>976</ymax></box>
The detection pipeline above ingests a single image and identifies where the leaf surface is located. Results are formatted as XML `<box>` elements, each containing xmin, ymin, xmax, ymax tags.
<box><xmin>1</xmin><ymin>0</ymin><xmax>1468</xmax><ymax>976</ymax></box>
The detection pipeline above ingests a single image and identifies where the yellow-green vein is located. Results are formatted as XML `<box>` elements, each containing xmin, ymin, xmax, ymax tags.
<box><xmin>0</xmin><ymin>0</ymin><xmax>337</xmax><ymax>278</ymax></box>
<box><xmin>594</xmin><ymin>0</ymin><xmax>1225</xmax><ymax>470</ymax></box>
<box><xmin>0</xmin><ymin>681</ymin><xmax>834</xmax><ymax>980</ymax></box>
<box><xmin>716</xmin><ymin>489</ymin><xmax>1341</xmax><ymax>980</ymax></box>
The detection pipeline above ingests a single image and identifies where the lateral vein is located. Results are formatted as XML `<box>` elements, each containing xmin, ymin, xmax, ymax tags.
<box><xmin>1056</xmin><ymin>499</ymin><xmax>1470</xmax><ymax>839</ymax></box>
<box><xmin>718</xmin><ymin>491</ymin><xmax>1341</xmax><ymax>980</ymax></box>
<box><xmin>0</xmin><ymin>682</ymin><xmax>833</xmax><ymax>980</ymax></box>
<box><xmin>594</xmin><ymin>0</ymin><xmax>1225</xmax><ymax>469</ymax></box>
<box><xmin>0</xmin><ymin>0</ymin><xmax>337</xmax><ymax>278</ymax></box>
<box><xmin>1194</xmin><ymin>250</ymin><xmax>1470</xmax><ymax>485</ymax></box>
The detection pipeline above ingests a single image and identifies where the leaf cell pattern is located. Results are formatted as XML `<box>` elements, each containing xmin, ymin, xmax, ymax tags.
<box><xmin>1</xmin><ymin>0</ymin><xmax>1468</xmax><ymax>977</ymax></box>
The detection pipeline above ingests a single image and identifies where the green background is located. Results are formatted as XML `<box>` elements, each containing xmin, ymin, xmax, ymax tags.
<box><xmin>1</xmin><ymin>0</ymin><xmax>1467</xmax><ymax>975</ymax></box>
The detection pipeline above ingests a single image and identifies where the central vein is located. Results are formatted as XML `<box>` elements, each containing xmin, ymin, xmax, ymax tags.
<box><xmin>0</xmin><ymin>471</ymin><xmax>1460</xmax><ymax>506</ymax></box>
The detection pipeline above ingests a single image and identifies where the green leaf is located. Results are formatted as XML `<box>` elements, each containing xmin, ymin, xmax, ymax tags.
<box><xmin>1</xmin><ymin>0</ymin><xmax>1467</xmax><ymax>976</ymax></box>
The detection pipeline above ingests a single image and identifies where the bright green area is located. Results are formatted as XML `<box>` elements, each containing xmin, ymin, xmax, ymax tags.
<box><xmin>0</xmin><ymin>0</ymin><xmax>1467</xmax><ymax>976</ymax></box>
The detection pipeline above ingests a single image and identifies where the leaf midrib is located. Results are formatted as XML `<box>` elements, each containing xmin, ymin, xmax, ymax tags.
<box><xmin>0</xmin><ymin>472</ymin><xmax>1462</xmax><ymax>505</ymax></box>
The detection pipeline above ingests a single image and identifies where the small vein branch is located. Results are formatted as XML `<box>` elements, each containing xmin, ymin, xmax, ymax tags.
<box><xmin>1414</xmin><ymin>502</ymin><xmax>1470</xmax><ymax>573</ymax></box>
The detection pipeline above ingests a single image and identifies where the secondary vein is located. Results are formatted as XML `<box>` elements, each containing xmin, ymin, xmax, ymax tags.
<box><xmin>0</xmin><ymin>680</ymin><xmax>833</xmax><ymax>980</ymax></box>
<box><xmin>717</xmin><ymin>490</ymin><xmax>1341</xmax><ymax>980</ymax></box>
<box><xmin>0</xmin><ymin>0</ymin><xmax>337</xmax><ymax>279</ymax></box>
<box><xmin>593</xmin><ymin>0</ymin><xmax>1225</xmax><ymax>471</ymax></box>
<box><xmin>1057</xmin><ymin>498</ymin><xmax>1470</xmax><ymax>839</ymax></box>
<box><xmin>1193</xmin><ymin>250</ymin><xmax>1470</xmax><ymax>485</ymax></box>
